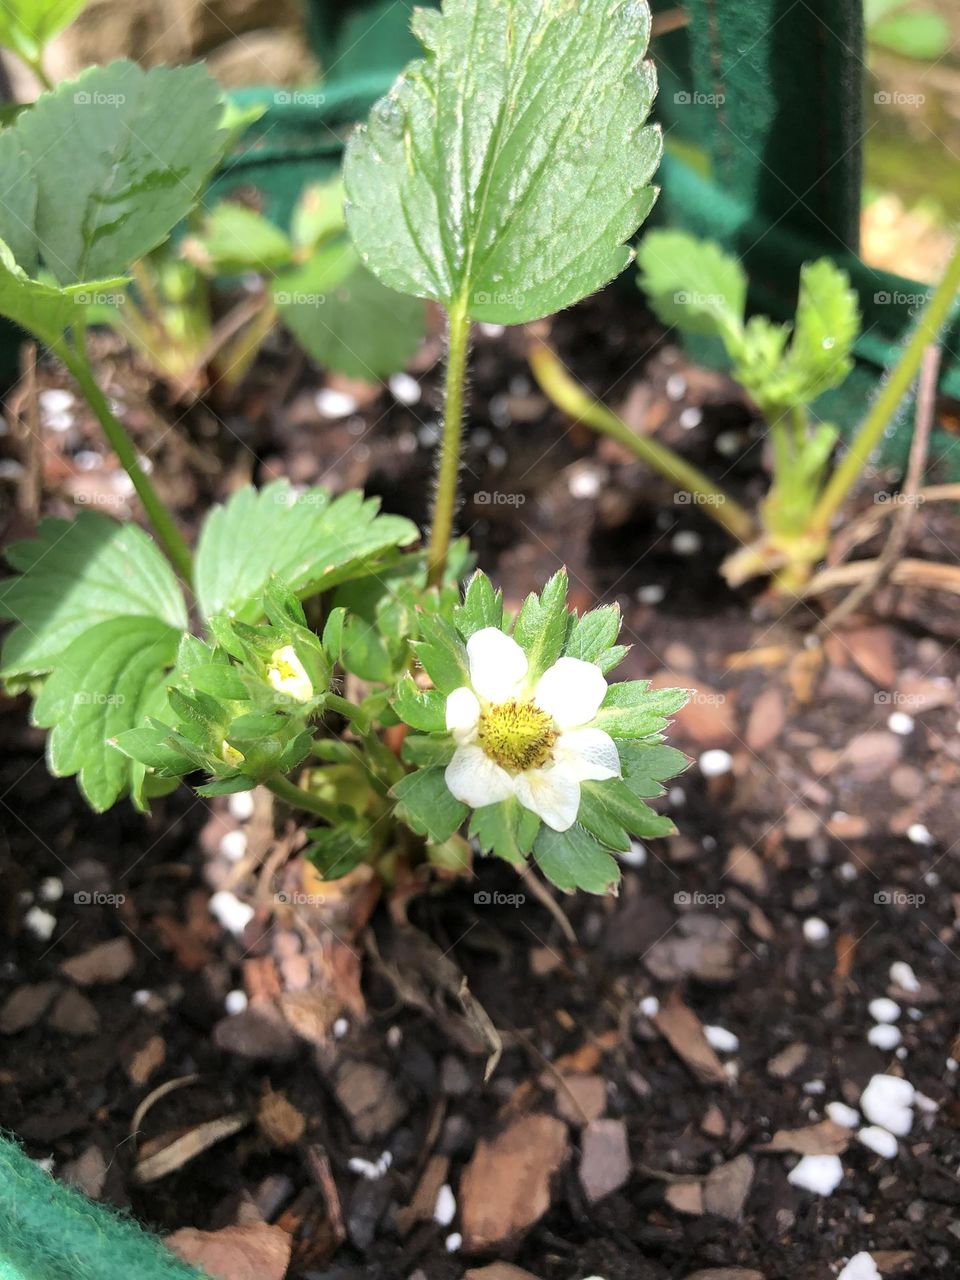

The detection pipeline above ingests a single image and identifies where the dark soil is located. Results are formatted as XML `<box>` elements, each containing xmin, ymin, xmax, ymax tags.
<box><xmin>2</xmin><ymin>292</ymin><xmax>960</xmax><ymax>1280</ymax></box>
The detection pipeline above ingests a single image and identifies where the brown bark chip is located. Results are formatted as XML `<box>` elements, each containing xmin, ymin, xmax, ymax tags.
<box><xmin>460</xmin><ymin>1113</ymin><xmax>569</xmax><ymax>1250</ymax></box>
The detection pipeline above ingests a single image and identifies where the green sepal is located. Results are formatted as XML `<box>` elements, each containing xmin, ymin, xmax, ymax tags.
<box><xmin>453</xmin><ymin>570</ymin><xmax>504</xmax><ymax>639</ymax></box>
<box><xmin>412</xmin><ymin>615</ymin><xmax>470</xmax><ymax>694</ymax></box>
<box><xmin>469</xmin><ymin>797</ymin><xmax>539</xmax><ymax>867</ymax></box>
<box><xmin>392</xmin><ymin>675</ymin><xmax>446</xmax><ymax>733</ymax></box>
<box><xmin>512</xmin><ymin>568</ymin><xmax>570</xmax><ymax>683</ymax></box>
<box><xmin>591</xmin><ymin>681</ymin><xmax>691</xmax><ymax>737</ymax></box>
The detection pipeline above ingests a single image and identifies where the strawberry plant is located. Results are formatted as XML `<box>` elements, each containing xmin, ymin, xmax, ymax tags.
<box><xmin>0</xmin><ymin>0</ymin><xmax>689</xmax><ymax>897</ymax></box>
<box><xmin>531</xmin><ymin>229</ymin><xmax>960</xmax><ymax>593</ymax></box>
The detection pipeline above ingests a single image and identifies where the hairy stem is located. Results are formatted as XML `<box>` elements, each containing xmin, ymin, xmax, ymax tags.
<box><xmin>268</xmin><ymin>774</ymin><xmax>343</xmax><ymax>821</ymax></box>
<box><xmin>811</xmin><ymin>237</ymin><xmax>960</xmax><ymax>538</ymax></box>
<box><xmin>528</xmin><ymin>334</ymin><xmax>757</xmax><ymax>544</ymax></box>
<box><xmin>57</xmin><ymin>331</ymin><xmax>193</xmax><ymax>582</ymax></box>
<box><xmin>427</xmin><ymin>293</ymin><xmax>472</xmax><ymax>587</ymax></box>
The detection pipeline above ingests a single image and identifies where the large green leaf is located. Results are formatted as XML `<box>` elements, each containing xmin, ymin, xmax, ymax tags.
<box><xmin>14</xmin><ymin>60</ymin><xmax>226</xmax><ymax>284</ymax></box>
<box><xmin>0</xmin><ymin>131</ymin><xmax>37</xmax><ymax>275</ymax></box>
<box><xmin>194</xmin><ymin>480</ymin><xmax>419</xmax><ymax>623</ymax></box>
<box><xmin>0</xmin><ymin>511</ymin><xmax>187</xmax><ymax>679</ymax></box>
<box><xmin>276</xmin><ymin>246</ymin><xmax>426</xmax><ymax>379</ymax></box>
<box><xmin>534</xmin><ymin>823</ymin><xmax>620</xmax><ymax>895</ymax></box>
<box><xmin>344</xmin><ymin>0</ymin><xmax>661</xmax><ymax>324</ymax></box>
<box><xmin>0</xmin><ymin>0</ymin><xmax>86</xmax><ymax>64</ymax></box>
<box><xmin>32</xmin><ymin>616</ymin><xmax>181</xmax><ymax>811</ymax></box>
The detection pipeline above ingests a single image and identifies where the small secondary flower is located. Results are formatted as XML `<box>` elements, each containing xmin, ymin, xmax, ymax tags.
<box><xmin>267</xmin><ymin>644</ymin><xmax>313</xmax><ymax>702</ymax></box>
<box><xmin>443</xmin><ymin>627</ymin><xmax>620</xmax><ymax>832</ymax></box>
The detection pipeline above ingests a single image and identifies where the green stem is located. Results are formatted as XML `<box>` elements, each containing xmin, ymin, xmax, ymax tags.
<box><xmin>267</xmin><ymin>774</ymin><xmax>343</xmax><ymax>822</ymax></box>
<box><xmin>789</xmin><ymin>405</ymin><xmax>807</xmax><ymax>453</ymax></box>
<box><xmin>427</xmin><ymin>293</ymin><xmax>471</xmax><ymax>587</ymax></box>
<box><xmin>325</xmin><ymin>692</ymin><xmax>371</xmax><ymax>733</ymax></box>
<box><xmin>811</xmin><ymin>237</ymin><xmax>960</xmax><ymax>538</ymax></box>
<box><xmin>528</xmin><ymin>335</ymin><xmax>757</xmax><ymax>545</ymax></box>
<box><xmin>25</xmin><ymin>54</ymin><xmax>54</xmax><ymax>93</ymax></box>
<box><xmin>57</xmin><ymin>332</ymin><xmax>193</xmax><ymax>583</ymax></box>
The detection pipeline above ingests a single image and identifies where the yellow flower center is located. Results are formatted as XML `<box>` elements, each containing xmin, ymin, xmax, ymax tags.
<box><xmin>477</xmin><ymin>699</ymin><xmax>557</xmax><ymax>773</ymax></box>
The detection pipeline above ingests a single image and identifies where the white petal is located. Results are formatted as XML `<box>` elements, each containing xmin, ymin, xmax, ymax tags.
<box><xmin>444</xmin><ymin>745</ymin><xmax>515</xmax><ymax>809</ymax></box>
<box><xmin>514</xmin><ymin>764</ymin><xmax>580</xmax><ymax>832</ymax></box>
<box><xmin>466</xmin><ymin>627</ymin><xmax>528</xmax><ymax>703</ymax></box>
<box><xmin>445</xmin><ymin>686</ymin><xmax>480</xmax><ymax>743</ymax></box>
<box><xmin>534</xmin><ymin>657</ymin><xmax>608</xmax><ymax>728</ymax></box>
<box><xmin>555</xmin><ymin>728</ymin><xmax>621</xmax><ymax>781</ymax></box>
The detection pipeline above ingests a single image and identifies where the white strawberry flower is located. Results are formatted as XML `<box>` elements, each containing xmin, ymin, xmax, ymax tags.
<box><xmin>444</xmin><ymin>627</ymin><xmax>620</xmax><ymax>832</ymax></box>
<box><xmin>266</xmin><ymin>644</ymin><xmax>313</xmax><ymax>702</ymax></box>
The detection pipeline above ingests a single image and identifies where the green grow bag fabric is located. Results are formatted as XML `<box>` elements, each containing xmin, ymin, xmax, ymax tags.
<box><xmin>0</xmin><ymin>1134</ymin><xmax>209</xmax><ymax>1280</ymax></box>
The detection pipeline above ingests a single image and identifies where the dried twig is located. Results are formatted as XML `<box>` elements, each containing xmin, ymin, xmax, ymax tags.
<box><xmin>816</xmin><ymin>343</ymin><xmax>940</xmax><ymax>633</ymax></box>
<box><xmin>518</xmin><ymin>862</ymin><xmax>578</xmax><ymax>945</ymax></box>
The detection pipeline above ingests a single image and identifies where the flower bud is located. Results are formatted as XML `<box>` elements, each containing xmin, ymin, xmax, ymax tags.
<box><xmin>267</xmin><ymin>644</ymin><xmax>313</xmax><ymax>702</ymax></box>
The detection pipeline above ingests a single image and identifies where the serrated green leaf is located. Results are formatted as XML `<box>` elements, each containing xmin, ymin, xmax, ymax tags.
<box><xmin>0</xmin><ymin>239</ymin><xmax>126</xmax><ymax>346</ymax></box>
<box><xmin>582</xmin><ymin>778</ymin><xmax>675</xmax><ymax>840</ymax></box>
<box><xmin>393</xmin><ymin>675</ymin><xmax>446</xmax><ymax>732</ymax></box>
<box><xmin>470</xmin><ymin>796</ymin><xmax>539</xmax><ymax>866</ymax></box>
<box><xmin>32</xmin><ymin>616</ymin><xmax>180</xmax><ymax>811</ymax></box>
<box><xmin>392</xmin><ymin>765</ymin><xmax>467</xmax><ymax>843</ymax></box>
<box><xmin>616</xmin><ymin>740</ymin><xmax>690</xmax><ymax>797</ymax></box>
<box><xmin>533</xmin><ymin>823</ymin><xmax>620</xmax><ymax>895</ymax></box>
<box><xmin>780</xmin><ymin>258</ymin><xmax>860</xmax><ymax>403</ymax></box>
<box><xmin>590</xmin><ymin>681</ymin><xmax>690</xmax><ymax>737</ymax></box>
<box><xmin>513</xmin><ymin>569</ymin><xmax>569</xmax><ymax>684</ymax></box>
<box><xmin>275</xmin><ymin>242</ymin><xmax>425</xmax><ymax>379</ymax></box>
<box><xmin>637</xmin><ymin>230</ymin><xmax>747</xmax><ymax>341</ymax></box>
<box><xmin>576</xmin><ymin>785</ymin><xmax>630</xmax><ymax>851</ymax></box>
<box><xmin>0</xmin><ymin>130</ymin><xmax>37</xmax><ymax>275</ymax></box>
<box><xmin>564</xmin><ymin>603</ymin><xmax>628</xmax><ymax>674</ymax></box>
<box><xmin>344</xmin><ymin>0</ymin><xmax>661</xmax><ymax>324</ymax></box>
<box><xmin>194</xmin><ymin>480</ymin><xmax>419</xmax><ymax>623</ymax></box>
<box><xmin>111</xmin><ymin>720</ymin><xmax>197</xmax><ymax>777</ymax></box>
<box><xmin>0</xmin><ymin>511</ymin><xmax>187</xmax><ymax>679</ymax></box>
<box><xmin>186</xmin><ymin>663</ymin><xmax>250</xmax><ymax>701</ymax></box>
<box><xmin>453</xmin><ymin>570</ymin><xmax>503</xmax><ymax>640</ymax></box>
<box><xmin>735</xmin><ymin>315</ymin><xmax>792</xmax><ymax>409</ymax></box>
<box><xmin>187</xmin><ymin>202</ymin><xmax>294</xmax><ymax>276</ymax></box>
<box><xmin>14</xmin><ymin>60</ymin><xmax>227</xmax><ymax>284</ymax></box>
<box><xmin>0</xmin><ymin>0</ymin><xmax>85</xmax><ymax>64</ymax></box>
